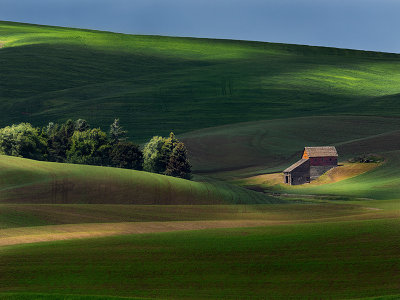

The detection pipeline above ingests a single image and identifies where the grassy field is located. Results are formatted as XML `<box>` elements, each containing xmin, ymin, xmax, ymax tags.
<box><xmin>1</xmin><ymin>216</ymin><xmax>399</xmax><ymax>299</ymax></box>
<box><xmin>0</xmin><ymin>155</ymin><xmax>279</xmax><ymax>205</ymax></box>
<box><xmin>2</xmin><ymin>21</ymin><xmax>400</xmax><ymax>142</ymax></box>
<box><xmin>1</xmin><ymin>20</ymin><xmax>400</xmax><ymax>300</ymax></box>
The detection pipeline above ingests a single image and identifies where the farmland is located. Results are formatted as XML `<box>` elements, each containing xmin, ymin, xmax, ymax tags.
<box><xmin>2</xmin><ymin>21</ymin><xmax>400</xmax><ymax>142</ymax></box>
<box><xmin>1</xmin><ymin>21</ymin><xmax>400</xmax><ymax>299</ymax></box>
<box><xmin>1</xmin><ymin>216</ymin><xmax>399</xmax><ymax>299</ymax></box>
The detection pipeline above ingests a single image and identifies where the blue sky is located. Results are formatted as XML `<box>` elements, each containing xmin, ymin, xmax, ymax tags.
<box><xmin>1</xmin><ymin>0</ymin><xmax>400</xmax><ymax>53</ymax></box>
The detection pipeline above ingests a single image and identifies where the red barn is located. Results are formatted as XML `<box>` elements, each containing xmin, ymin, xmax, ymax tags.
<box><xmin>283</xmin><ymin>146</ymin><xmax>338</xmax><ymax>185</ymax></box>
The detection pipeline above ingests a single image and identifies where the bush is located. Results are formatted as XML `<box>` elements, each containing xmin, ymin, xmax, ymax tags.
<box><xmin>348</xmin><ymin>154</ymin><xmax>383</xmax><ymax>163</ymax></box>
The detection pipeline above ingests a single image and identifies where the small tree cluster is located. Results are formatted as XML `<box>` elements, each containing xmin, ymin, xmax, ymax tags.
<box><xmin>348</xmin><ymin>154</ymin><xmax>383</xmax><ymax>163</ymax></box>
<box><xmin>0</xmin><ymin>120</ymin><xmax>191</xmax><ymax>180</ymax></box>
<box><xmin>143</xmin><ymin>132</ymin><xmax>191</xmax><ymax>179</ymax></box>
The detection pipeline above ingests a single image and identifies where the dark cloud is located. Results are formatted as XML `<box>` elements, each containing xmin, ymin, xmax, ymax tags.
<box><xmin>1</xmin><ymin>0</ymin><xmax>399</xmax><ymax>53</ymax></box>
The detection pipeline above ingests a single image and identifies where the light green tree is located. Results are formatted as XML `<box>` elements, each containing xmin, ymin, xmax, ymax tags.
<box><xmin>143</xmin><ymin>136</ymin><xmax>166</xmax><ymax>173</ymax></box>
<box><xmin>67</xmin><ymin>128</ymin><xmax>110</xmax><ymax>165</ymax></box>
<box><xmin>0</xmin><ymin>123</ymin><xmax>46</xmax><ymax>160</ymax></box>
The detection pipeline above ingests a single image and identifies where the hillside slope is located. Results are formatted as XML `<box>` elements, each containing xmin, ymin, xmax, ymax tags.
<box><xmin>0</xmin><ymin>155</ymin><xmax>278</xmax><ymax>205</ymax></box>
<box><xmin>2</xmin><ymin>21</ymin><xmax>400</xmax><ymax>141</ymax></box>
<box><xmin>181</xmin><ymin>115</ymin><xmax>400</xmax><ymax>177</ymax></box>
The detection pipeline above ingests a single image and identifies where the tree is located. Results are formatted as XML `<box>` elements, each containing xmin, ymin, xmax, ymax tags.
<box><xmin>165</xmin><ymin>142</ymin><xmax>192</xmax><ymax>179</ymax></box>
<box><xmin>46</xmin><ymin>119</ymin><xmax>75</xmax><ymax>162</ymax></box>
<box><xmin>160</xmin><ymin>132</ymin><xmax>179</xmax><ymax>167</ymax></box>
<box><xmin>143</xmin><ymin>136</ymin><xmax>166</xmax><ymax>173</ymax></box>
<box><xmin>109</xmin><ymin>118</ymin><xmax>127</xmax><ymax>145</ymax></box>
<box><xmin>75</xmin><ymin>119</ymin><xmax>90</xmax><ymax>132</ymax></box>
<box><xmin>0</xmin><ymin>123</ymin><xmax>47</xmax><ymax>160</ymax></box>
<box><xmin>110</xmin><ymin>141</ymin><xmax>143</xmax><ymax>170</ymax></box>
<box><xmin>67</xmin><ymin>128</ymin><xmax>110</xmax><ymax>165</ymax></box>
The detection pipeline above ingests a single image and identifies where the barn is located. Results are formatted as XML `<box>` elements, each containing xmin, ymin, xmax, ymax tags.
<box><xmin>283</xmin><ymin>146</ymin><xmax>338</xmax><ymax>185</ymax></box>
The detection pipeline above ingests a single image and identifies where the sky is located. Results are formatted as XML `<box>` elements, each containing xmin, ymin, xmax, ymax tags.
<box><xmin>1</xmin><ymin>0</ymin><xmax>400</xmax><ymax>53</ymax></box>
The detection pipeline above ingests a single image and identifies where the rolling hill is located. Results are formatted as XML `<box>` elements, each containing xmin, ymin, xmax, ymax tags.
<box><xmin>1</xmin><ymin>20</ymin><xmax>400</xmax><ymax>300</ymax></box>
<box><xmin>0</xmin><ymin>154</ymin><xmax>278</xmax><ymax>205</ymax></box>
<box><xmin>2</xmin><ymin>21</ymin><xmax>400</xmax><ymax>142</ymax></box>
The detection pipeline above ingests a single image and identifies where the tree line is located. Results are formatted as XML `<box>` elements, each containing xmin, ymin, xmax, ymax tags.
<box><xmin>0</xmin><ymin>119</ymin><xmax>191</xmax><ymax>179</ymax></box>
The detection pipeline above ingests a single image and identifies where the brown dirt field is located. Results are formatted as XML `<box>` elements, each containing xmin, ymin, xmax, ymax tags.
<box><xmin>309</xmin><ymin>162</ymin><xmax>380</xmax><ymax>185</ymax></box>
<box><xmin>0</xmin><ymin>221</ymin><xmax>282</xmax><ymax>247</ymax></box>
<box><xmin>0</xmin><ymin>42</ymin><xmax>5</xmax><ymax>48</ymax></box>
<box><xmin>242</xmin><ymin>162</ymin><xmax>379</xmax><ymax>187</ymax></box>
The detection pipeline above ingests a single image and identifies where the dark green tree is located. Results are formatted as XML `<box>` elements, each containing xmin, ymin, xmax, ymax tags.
<box><xmin>165</xmin><ymin>142</ymin><xmax>192</xmax><ymax>179</ymax></box>
<box><xmin>75</xmin><ymin>119</ymin><xmax>90</xmax><ymax>132</ymax></box>
<box><xmin>46</xmin><ymin>119</ymin><xmax>75</xmax><ymax>162</ymax></box>
<box><xmin>110</xmin><ymin>141</ymin><xmax>143</xmax><ymax>170</ymax></box>
<box><xmin>109</xmin><ymin>118</ymin><xmax>127</xmax><ymax>145</ymax></box>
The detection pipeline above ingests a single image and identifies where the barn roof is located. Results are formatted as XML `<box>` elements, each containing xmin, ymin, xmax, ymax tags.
<box><xmin>304</xmin><ymin>146</ymin><xmax>338</xmax><ymax>157</ymax></box>
<box><xmin>283</xmin><ymin>158</ymin><xmax>309</xmax><ymax>173</ymax></box>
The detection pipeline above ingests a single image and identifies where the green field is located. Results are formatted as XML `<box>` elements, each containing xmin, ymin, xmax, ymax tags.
<box><xmin>2</xmin><ymin>21</ymin><xmax>400</xmax><ymax>142</ymax></box>
<box><xmin>1</xmin><ymin>217</ymin><xmax>399</xmax><ymax>299</ymax></box>
<box><xmin>0</xmin><ymin>155</ymin><xmax>279</xmax><ymax>206</ymax></box>
<box><xmin>1</xmin><ymin>21</ymin><xmax>400</xmax><ymax>299</ymax></box>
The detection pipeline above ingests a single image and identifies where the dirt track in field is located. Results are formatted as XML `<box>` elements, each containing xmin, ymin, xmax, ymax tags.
<box><xmin>0</xmin><ymin>220</ymin><xmax>284</xmax><ymax>247</ymax></box>
<box><xmin>1</xmin><ymin>210</ymin><xmax>396</xmax><ymax>247</ymax></box>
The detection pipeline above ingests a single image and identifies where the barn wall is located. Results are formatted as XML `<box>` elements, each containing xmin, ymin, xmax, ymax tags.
<box><xmin>286</xmin><ymin>160</ymin><xmax>310</xmax><ymax>185</ymax></box>
<box><xmin>309</xmin><ymin>157</ymin><xmax>337</xmax><ymax>166</ymax></box>
<box><xmin>310</xmin><ymin>165</ymin><xmax>335</xmax><ymax>180</ymax></box>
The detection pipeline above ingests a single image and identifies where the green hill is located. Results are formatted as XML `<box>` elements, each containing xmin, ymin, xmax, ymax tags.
<box><xmin>0</xmin><ymin>155</ymin><xmax>278</xmax><ymax>205</ymax></box>
<box><xmin>2</xmin><ymin>21</ymin><xmax>400</xmax><ymax>142</ymax></box>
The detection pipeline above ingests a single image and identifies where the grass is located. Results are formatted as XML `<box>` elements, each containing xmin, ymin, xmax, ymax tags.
<box><xmin>2</xmin><ymin>21</ymin><xmax>400</xmax><ymax>142</ymax></box>
<box><xmin>1</xmin><ymin>218</ymin><xmax>399</xmax><ymax>299</ymax></box>
<box><xmin>0</xmin><ymin>155</ymin><xmax>279</xmax><ymax>205</ymax></box>
<box><xmin>0</xmin><ymin>294</ymin><xmax>145</xmax><ymax>300</ymax></box>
